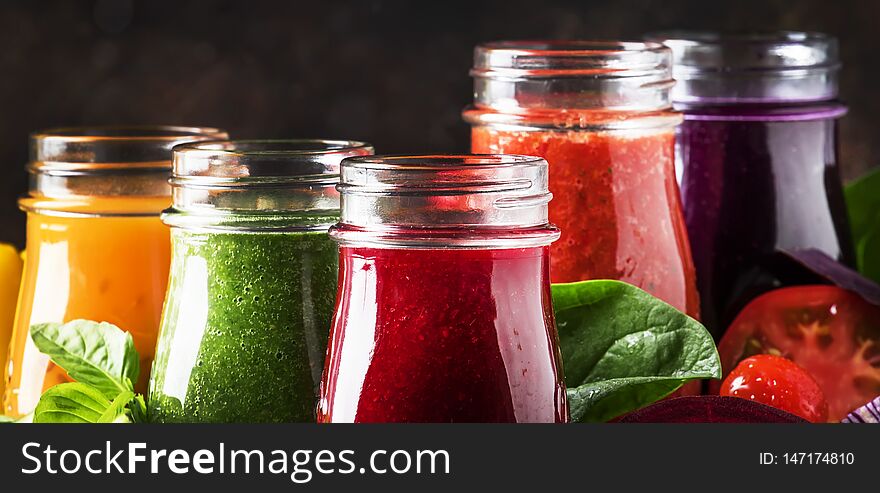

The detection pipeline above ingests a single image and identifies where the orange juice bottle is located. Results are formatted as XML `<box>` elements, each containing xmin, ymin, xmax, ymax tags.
<box><xmin>3</xmin><ymin>126</ymin><xmax>227</xmax><ymax>417</ymax></box>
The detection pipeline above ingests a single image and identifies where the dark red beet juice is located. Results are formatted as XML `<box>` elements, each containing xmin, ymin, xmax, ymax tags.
<box><xmin>648</xmin><ymin>32</ymin><xmax>855</xmax><ymax>336</ymax></box>
<box><xmin>318</xmin><ymin>155</ymin><xmax>567</xmax><ymax>423</ymax></box>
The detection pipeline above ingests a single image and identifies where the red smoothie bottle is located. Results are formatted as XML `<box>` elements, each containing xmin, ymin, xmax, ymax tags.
<box><xmin>318</xmin><ymin>155</ymin><xmax>567</xmax><ymax>423</ymax></box>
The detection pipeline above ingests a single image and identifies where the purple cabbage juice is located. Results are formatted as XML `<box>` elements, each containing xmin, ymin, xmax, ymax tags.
<box><xmin>678</xmin><ymin>103</ymin><xmax>854</xmax><ymax>336</ymax></box>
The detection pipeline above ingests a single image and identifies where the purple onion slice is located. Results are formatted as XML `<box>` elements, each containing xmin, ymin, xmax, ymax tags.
<box><xmin>841</xmin><ymin>396</ymin><xmax>880</xmax><ymax>423</ymax></box>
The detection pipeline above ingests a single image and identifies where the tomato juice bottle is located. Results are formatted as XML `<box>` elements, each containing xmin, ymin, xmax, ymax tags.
<box><xmin>464</xmin><ymin>41</ymin><xmax>698</xmax><ymax>319</ymax></box>
<box><xmin>318</xmin><ymin>155</ymin><xmax>567</xmax><ymax>423</ymax></box>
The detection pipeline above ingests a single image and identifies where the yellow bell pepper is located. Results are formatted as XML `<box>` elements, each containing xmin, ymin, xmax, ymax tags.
<box><xmin>0</xmin><ymin>244</ymin><xmax>23</xmax><ymax>398</ymax></box>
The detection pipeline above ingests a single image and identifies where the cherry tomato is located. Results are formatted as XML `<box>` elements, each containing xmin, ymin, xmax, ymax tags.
<box><xmin>720</xmin><ymin>354</ymin><xmax>828</xmax><ymax>422</ymax></box>
<box><xmin>714</xmin><ymin>286</ymin><xmax>880</xmax><ymax>421</ymax></box>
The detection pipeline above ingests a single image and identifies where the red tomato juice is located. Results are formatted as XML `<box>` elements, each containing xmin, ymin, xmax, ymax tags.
<box><xmin>472</xmin><ymin>127</ymin><xmax>699</xmax><ymax>318</ymax></box>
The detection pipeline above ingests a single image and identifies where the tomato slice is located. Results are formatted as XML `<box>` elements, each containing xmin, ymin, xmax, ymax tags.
<box><xmin>713</xmin><ymin>285</ymin><xmax>880</xmax><ymax>422</ymax></box>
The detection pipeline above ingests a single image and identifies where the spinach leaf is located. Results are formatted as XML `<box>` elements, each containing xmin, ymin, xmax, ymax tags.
<box><xmin>845</xmin><ymin>167</ymin><xmax>880</xmax><ymax>284</ymax></box>
<box><xmin>33</xmin><ymin>383</ymin><xmax>111</xmax><ymax>423</ymax></box>
<box><xmin>857</xmin><ymin>226</ymin><xmax>880</xmax><ymax>284</ymax></box>
<box><xmin>552</xmin><ymin>280</ymin><xmax>721</xmax><ymax>422</ymax></box>
<box><xmin>30</xmin><ymin>320</ymin><xmax>139</xmax><ymax>400</ymax></box>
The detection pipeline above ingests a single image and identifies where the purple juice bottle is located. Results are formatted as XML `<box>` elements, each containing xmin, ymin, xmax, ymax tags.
<box><xmin>646</xmin><ymin>32</ymin><xmax>855</xmax><ymax>338</ymax></box>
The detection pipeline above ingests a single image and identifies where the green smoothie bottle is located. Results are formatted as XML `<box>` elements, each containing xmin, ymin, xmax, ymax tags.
<box><xmin>148</xmin><ymin>139</ymin><xmax>374</xmax><ymax>423</ymax></box>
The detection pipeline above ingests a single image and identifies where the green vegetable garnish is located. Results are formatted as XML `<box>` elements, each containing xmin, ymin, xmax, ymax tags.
<box><xmin>29</xmin><ymin>320</ymin><xmax>139</xmax><ymax>400</ymax></box>
<box><xmin>845</xmin><ymin>167</ymin><xmax>880</xmax><ymax>284</ymax></box>
<box><xmin>33</xmin><ymin>383</ymin><xmax>132</xmax><ymax>424</ymax></box>
<box><xmin>553</xmin><ymin>280</ymin><xmax>721</xmax><ymax>422</ymax></box>
<box><xmin>4</xmin><ymin>282</ymin><xmax>722</xmax><ymax>424</ymax></box>
<box><xmin>28</xmin><ymin>320</ymin><xmax>145</xmax><ymax>423</ymax></box>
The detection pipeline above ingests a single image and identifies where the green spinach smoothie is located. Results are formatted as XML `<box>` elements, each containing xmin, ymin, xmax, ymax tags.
<box><xmin>148</xmin><ymin>229</ymin><xmax>338</xmax><ymax>422</ymax></box>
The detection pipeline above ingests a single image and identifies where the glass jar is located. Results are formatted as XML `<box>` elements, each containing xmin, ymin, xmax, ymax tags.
<box><xmin>148</xmin><ymin>139</ymin><xmax>373</xmax><ymax>423</ymax></box>
<box><xmin>318</xmin><ymin>154</ymin><xmax>566</xmax><ymax>423</ymax></box>
<box><xmin>464</xmin><ymin>41</ymin><xmax>699</xmax><ymax>318</ymax></box>
<box><xmin>646</xmin><ymin>31</ymin><xmax>855</xmax><ymax>336</ymax></box>
<box><xmin>3</xmin><ymin>126</ymin><xmax>227</xmax><ymax>417</ymax></box>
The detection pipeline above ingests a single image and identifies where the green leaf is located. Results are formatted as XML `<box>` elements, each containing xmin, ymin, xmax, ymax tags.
<box><xmin>33</xmin><ymin>383</ymin><xmax>111</xmax><ymax>423</ymax></box>
<box><xmin>0</xmin><ymin>415</ymin><xmax>14</xmax><ymax>423</ymax></box>
<box><xmin>552</xmin><ymin>280</ymin><xmax>721</xmax><ymax>422</ymax></box>
<box><xmin>30</xmin><ymin>320</ymin><xmax>139</xmax><ymax>400</ymax></box>
<box><xmin>856</xmin><ymin>219</ymin><xmax>880</xmax><ymax>284</ymax></box>
<box><xmin>129</xmin><ymin>394</ymin><xmax>148</xmax><ymax>423</ymax></box>
<box><xmin>845</xmin><ymin>167</ymin><xmax>880</xmax><ymax>243</ymax></box>
<box><xmin>846</xmin><ymin>167</ymin><xmax>880</xmax><ymax>283</ymax></box>
<box><xmin>98</xmin><ymin>391</ymin><xmax>134</xmax><ymax>423</ymax></box>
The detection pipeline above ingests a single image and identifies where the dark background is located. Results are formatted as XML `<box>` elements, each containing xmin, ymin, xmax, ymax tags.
<box><xmin>0</xmin><ymin>0</ymin><xmax>876</xmax><ymax>246</ymax></box>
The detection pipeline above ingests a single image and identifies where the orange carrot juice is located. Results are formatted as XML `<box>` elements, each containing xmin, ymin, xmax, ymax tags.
<box><xmin>2</xmin><ymin>126</ymin><xmax>226</xmax><ymax>417</ymax></box>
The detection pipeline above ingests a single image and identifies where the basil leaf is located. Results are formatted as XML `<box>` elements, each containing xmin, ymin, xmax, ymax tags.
<box><xmin>129</xmin><ymin>394</ymin><xmax>148</xmax><ymax>423</ymax></box>
<box><xmin>30</xmin><ymin>320</ymin><xmax>139</xmax><ymax>399</ymax></box>
<box><xmin>98</xmin><ymin>391</ymin><xmax>134</xmax><ymax>423</ymax></box>
<box><xmin>846</xmin><ymin>167</ymin><xmax>880</xmax><ymax>283</ymax></box>
<box><xmin>552</xmin><ymin>280</ymin><xmax>721</xmax><ymax>422</ymax></box>
<box><xmin>33</xmin><ymin>383</ymin><xmax>111</xmax><ymax>423</ymax></box>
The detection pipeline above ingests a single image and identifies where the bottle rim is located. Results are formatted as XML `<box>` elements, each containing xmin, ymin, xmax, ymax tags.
<box><xmin>165</xmin><ymin>139</ymin><xmax>374</xmax><ymax>232</ymax></box>
<box><xmin>340</xmin><ymin>153</ymin><xmax>545</xmax><ymax>171</ymax></box>
<box><xmin>468</xmin><ymin>39</ymin><xmax>675</xmax><ymax>118</ymax></box>
<box><xmin>29</xmin><ymin>125</ymin><xmax>228</xmax><ymax>175</ymax></box>
<box><xmin>334</xmin><ymin>154</ymin><xmax>559</xmax><ymax>249</ymax></box>
<box><xmin>171</xmin><ymin>139</ymin><xmax>374</xmax><ymax>187</ymax></box>
<box><xmin>338</xmin><ymin>154</ymin><xmax>549</xmax><ymax>196</ymax></box>
<box><xmin>471</xmin><ymin>40</ymin><xmax>672</xmax><ymax>79</ymax></box>
<box><xmin>645</xmin><ymin>31</ymin><xmax>839</xmax><ymax>73</ymax></box>
<box><xmin>645</xmin><ymin>31</ymin><xmax>841</xmax><ymax>103</ymax></box>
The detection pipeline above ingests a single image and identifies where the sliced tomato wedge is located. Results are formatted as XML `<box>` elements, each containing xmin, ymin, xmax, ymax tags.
<box><xmin>713</xmin><ymin>285</ymin><xmax>880</xmax><ymax>422</ymax></box>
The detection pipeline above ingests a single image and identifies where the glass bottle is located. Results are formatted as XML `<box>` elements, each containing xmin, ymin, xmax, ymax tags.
<box><xmin>646</xmin><ymin>31</ymin><xmax>854</xmax><ymax>336</ymax></box>
<box><xmin>148</xmin><ymin>140</ymin><xmax>373</xmax><ymax>423</ymax></box>
<box><xmin>4</xmin><ymin>126</ymin><xmax>227</xmax><ymax>417</ymax></box>
<box><xmin>464</xmin><ymin>41</ymin><xmax>698</xmax><ymax>318</ymax></box>
<box><xmin>318</xmin><ymin>154</ymin><xmax>567</xmax><ymax>423</ymax></box>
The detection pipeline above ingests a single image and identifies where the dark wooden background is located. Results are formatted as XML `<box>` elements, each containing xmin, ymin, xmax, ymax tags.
<box><xmin>1</xmin><ymin>0</ymin><xmax>876</xmax><ymax>246</ymax></box>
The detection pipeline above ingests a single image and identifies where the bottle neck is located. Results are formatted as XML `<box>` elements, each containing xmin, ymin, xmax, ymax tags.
<box><xmin>333</xmin><ymin>155</ymin><xmax>560</xmax><ymax>249</ymax></box>
<box><xmin>675</xmin><ymin>100</ymin><xmax>847</xmax><ymax>123</ymax></box>
<box><xmin>466</xmin><ymin>41</ymin><xmax>678</xmax><ymax>131</ymax></box>
<box><xmin>647</xmin><ymin>31</ymin><xmax>841</xmax><ymax>105</ymax></box>
<box><xmin>331</xmin><ymin>224</ymin><xmax>559</xmax><ymax>250</ymax></box>
<box><xmin>25</xmin><ymin>126</ymin><xmax>227</xmax><ymax>217</ymax></box>
<box><xmin>165</xmin><ymin>139</ymin><xmax>372</xmax><ymax>233</ymax></box>
<box><xmin>163</xmin><ymin>164</ymin><xmax>342</xmax><ymax>232</ymax></box>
